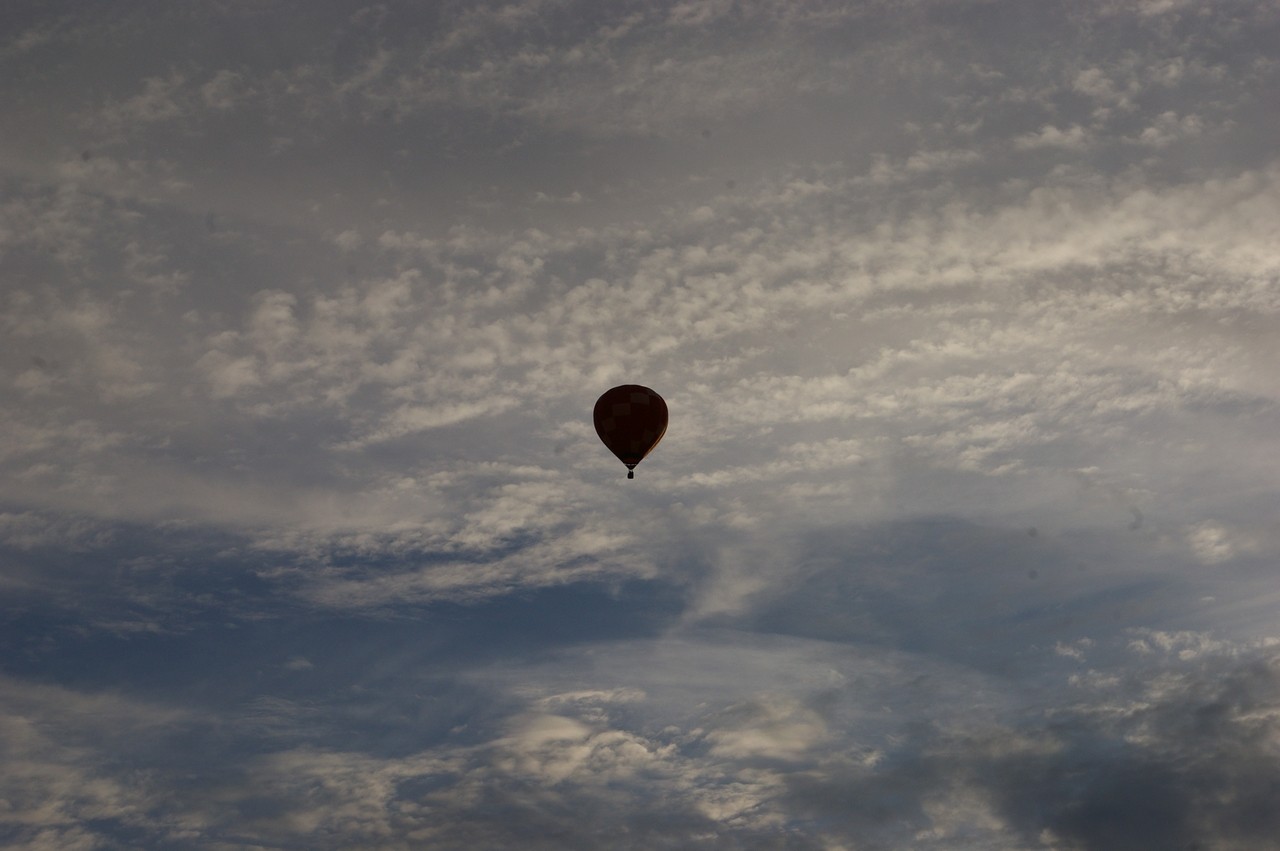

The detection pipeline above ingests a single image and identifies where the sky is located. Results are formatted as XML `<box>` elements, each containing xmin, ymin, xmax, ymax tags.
<box><xmin>2</xmin><ymin>0</ymin><xmax>1279</xmax><ymax>848</ymax></box>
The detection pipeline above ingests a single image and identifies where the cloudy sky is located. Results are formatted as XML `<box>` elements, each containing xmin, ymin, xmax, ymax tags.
<box><xmin>2</xmin><ymin>0</ymin><xmax>1279</xmax><ymax>847</ymax></box>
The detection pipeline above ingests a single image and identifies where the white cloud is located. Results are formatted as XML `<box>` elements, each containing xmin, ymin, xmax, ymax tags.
<box><xmin>1014</xmin><ymin>123</ymin><xmax>1090</xmax><ymax>150</ymax></box>
<box><xmin>1185</xmin><ymin>521</ymin><xmax>1259</xmax><ymax>565</ymax></box>
<box><xmin>1133</xmin><ymin>110</ymin><xmax>1205</xmax><ymax>146</ymax></box>
<box><xmin>1072</xmin><ymin>67</ymin><xmax>1131</xmax><ymax>107</ymax></box>
<box><xmin>704</xmin><ymin>695</ymin><xmax>830</xmax><ymax>761</ymax></box>
<box><xmin>333</xmin><ymin>228</ymin><xmax>362</xmax><ymax>251</ymax></box>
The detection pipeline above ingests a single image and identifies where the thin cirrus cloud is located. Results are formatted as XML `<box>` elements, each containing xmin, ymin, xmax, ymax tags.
<box><xmin>2</xmin><ymin>0</ymin><xmax>1280</xmax><ymax>848</ymax></box>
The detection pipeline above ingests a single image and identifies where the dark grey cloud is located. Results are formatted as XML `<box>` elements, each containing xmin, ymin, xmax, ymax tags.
<box><xmin>797</xmin><ymin>647</ymin><xmax>1280</xmax><ymax>851</ymax></box>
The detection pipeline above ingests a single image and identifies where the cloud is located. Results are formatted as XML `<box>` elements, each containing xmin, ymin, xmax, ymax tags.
<box><xmin>96</xmin><ymin>72</ymin><xmax>189</xmax><ymax>134</ymax></box>
<box><xmin>198</xmin><ymin>69</ymin><xmax>250</xmax><ymax>112</ymax></box>
<box><xmin>762</xmin><ymin>633</ymin><xmax>1280</xmax><ymax>849</ymax></box>
<box><xmin>3</xmin><ymin>3</ymin><xmax>1280</xmax><ymax>849</ymax></box>
<box><xmin>704</xmin><ymin>694</ymin><xmax>830</xmax><ymax>761</ymax></box>
<box><xmin>0</xmin><ymin>511</ymin><xmax>113</xmax><ymax>552</ymax></box>
<box><xmin>0</xmin><ymin>185</ymin><xmax>107</xmax><ymax>266</ymax></box>
<box><xmin>1014</xmin><ymin>123</ymin><xmax>1090</xmax><ymax>150</ymax></box>
<box><xmin>1185</xmin><ymin>521</ymin><xmax>1259</xmax><ymax>566</ymax></box>
<box><xmin>6</xmin><ymin>152</ymin><xmax>1280</xmax><ymax>604</ymax></box>
<box><xmin>1073</xmin><ymin>66</ymin><xmax>1128</xmax><ymax>103</ymax></box>
<box><xmin>1132</xmin><ymin>110</ymin><xmax>1205</xmax><ymax>147</ymax></box>
<box><xmin>2</xmin><ymin>626</ymin><xmax>1254</xmax><ymax>850</ymax></box>
<box><xmin>0</xmin><ymin>676</ymin><xmax>203</xmax><ymax>849</ymax></box>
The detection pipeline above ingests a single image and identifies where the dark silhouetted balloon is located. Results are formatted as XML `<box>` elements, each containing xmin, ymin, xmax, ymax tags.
<box><xmin>593</xmin><ymin>385</ymin><xmax>667</xmax><ymax>479</ymax></box>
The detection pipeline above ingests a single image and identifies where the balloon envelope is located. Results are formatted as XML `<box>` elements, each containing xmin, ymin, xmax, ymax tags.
<box><xmin>593</xmin><ymin>385</ymin><xmax>667</xmax><ymax>477</ymax></box>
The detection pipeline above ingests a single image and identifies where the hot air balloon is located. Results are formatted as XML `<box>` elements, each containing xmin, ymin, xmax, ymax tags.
<box><xmin>593</xmin><ymin>385</ymin><xmax>667</xmax><ymax>479</ymax></box>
